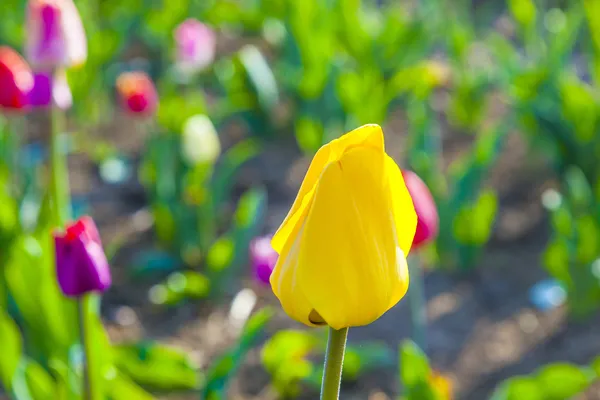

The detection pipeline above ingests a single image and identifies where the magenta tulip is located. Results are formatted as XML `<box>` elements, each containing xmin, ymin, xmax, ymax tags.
<box><xmin>249</xmin><ymin>235</ymin><xmax>278</xmax><ymax>285</ymax></box>
<box><xmin>402</xmin><ymin>170</ymin><xmax>439</xmax><ymax>249</ymax></box>
<box><xmin>54</xmin><ymin>216</ymin><xmax>111</xmax><ymax>297</ymax></box>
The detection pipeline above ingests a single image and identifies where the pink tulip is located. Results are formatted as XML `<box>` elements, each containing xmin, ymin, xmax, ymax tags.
<box><xmin>0</xmin><ymin>47</ymin><xmax>34</xmax><ymax>111</ymax></box>
<box><xmin>403</xmin><ymin>170</ymin><xmax>439</xmax><ymax>249</ymax></box>
<box><xmin>174</xmin><ymin>19</ymin><xmax>216</xmax><ymax>74</ymax></box>
<box><xmin>26</xmin><ymin>0</ymin><xmax>87</xmax><ymax>68</ymax></box>
<box><xmin>54</xmin><ymin>216</ymin><xmax>111</xmax><ymax>297</ymax></box>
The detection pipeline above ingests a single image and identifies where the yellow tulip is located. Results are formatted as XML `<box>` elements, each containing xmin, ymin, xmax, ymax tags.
<box><xmin>270</xmin><ymin>124</ymin><xmax>417</xmax><ymax>330</ymax></box>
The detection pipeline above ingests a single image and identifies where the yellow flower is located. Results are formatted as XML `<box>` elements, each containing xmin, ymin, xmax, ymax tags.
<box><xmin>270</xmin><ymin>124</ymin><xmax>417</xmax><ymax>329</ymax></box>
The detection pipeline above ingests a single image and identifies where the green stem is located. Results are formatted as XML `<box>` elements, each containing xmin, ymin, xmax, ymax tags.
<box><xmin>50</xmin><ymin>102</ymin><xmax>71</xmax><ymax>227</ymax></box>
<box><xmin>320</xmin><ymin>327</ymin><xmax>348</xmax><ymax>400</ymax></box>
<box><xmin>408</xmin><ymin>255</ymin><xmax>427</xmax><ymax>352</ymax></box>
<box><xmin>77</xmin><ymin>297</ymin><xmax>91</xmax><ymax>400</ymax></box>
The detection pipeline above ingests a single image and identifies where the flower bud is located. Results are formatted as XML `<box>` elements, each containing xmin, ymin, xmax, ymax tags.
<box><xmin>54</xmin><ymin>216</ymin><xmax>111</xmax><ymax>297</ymax></box>
<box><xmin>174</xmin><ymin>19</ymin><xmax>216</xmax><ymax>74</ymax></box>
<box><xmin>181</xmin><ymin>114</ymin><xmax>221</xmax><ymax>165</ymax></box>
<box><xmin>0</xmin><ymin>47</ymin><xmax>34</xmax><ymax>111</ymax></box>
<box><xmin>270</xmin><ymin>125</ymin><xmax>417</xmax><ymax>329</ymax></box>
<box><xmin>249</xmin><ymin>235</ymin><xmax>278</xmax><ymax>285</ymax></box>
<box><xmin>115</xmin><ymin>71</ymin><xmax>158</xmax><ymax>116</ymax></box>
<box><xmin>402</xmin><ymin>170</ymin><xmax>439</xmax><ymax>249</ymax></box>
<box><xmin>26</xmin><ymin>0</ymin><xmax>87</xmax><ymax>68</ymax></box>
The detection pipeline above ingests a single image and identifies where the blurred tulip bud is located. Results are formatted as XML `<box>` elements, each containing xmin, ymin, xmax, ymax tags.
<box><xmin>26</xmin><ymin>0</ymin><xmax>87</xmax><ymax>68</ymax></box>
<box><xmin>249</xmin><ymin>235</ymin><xmax>278</xmax><ymax>285</ymax></box>
<box><xmin>28</xmin><ymin>69</ymin><xmax>72</xmax><ymax>109</ymax></box>
<box><xmin>0</xmin><ymin>46</ymin><xmax>34</xmax><ymax>111</ymax></box>
<box><xmin>181</xmin><ymin>114</ymin><xmax>221</xmax><ymax>165</ymax></box>
<box><xmin>402</xmin><ymin>170</ymin><xmax>439</xmax><ymax>249</ymax></box>
<box><xmin>174</xmin><ymin>19</ymin><xmax>216</xmax><ymax>74</ymax></box>
<box><xmin>54</xmin><ymin>216</ymin><xmax>111</xmax><ymax>297</ymax></box>
<box><xmin>115</xmin><ymin>71</ymin><xmax>158</xmax><ymax>116</ymax></box>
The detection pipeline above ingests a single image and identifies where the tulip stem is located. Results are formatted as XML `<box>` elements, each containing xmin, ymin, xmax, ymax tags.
<box><xmin>320</xmin><ymin>327</ymin><xmax>348</xmax><ymax>400</ymax></box>
<box><xmin>50</xmin><ymin>92</ymin><xmax>71</xmax><ymax>227</ymax></box>
<box><xmin>408</xmin><ymin>255</ymin><xmax>427</xmax><ymax>352</ymax></box>
<box><xmin>77</xmin><ymin>297</ymin><xmax>91</xmax><ymax>400</ymax></box>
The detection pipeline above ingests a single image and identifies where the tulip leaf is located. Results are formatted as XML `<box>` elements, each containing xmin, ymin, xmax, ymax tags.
<box><xmin>106</xmin><ymin>372</ymin><xmax>155</xmax><ymax>400</ymax></box>
<box><xmin>21</xmin><ymin>358</ymin><xmax>56</xmax><ymax>400</ymax></box>
<box><xmin>261</xmin><ymin>330</ymin><xmax>318</xmax><ymax>396</ymax></box>
<box><xmin>537</xmin><ymin>364</ymin><xmax>593</xmax><ymax>399</ymax></box>
<box><xmin>0</xmin><ymin>310</ymin><xmax>22</xmax><ymax>391</ymax></box>
<box><xmin>203</xmin><ymin>308</ymin><xmax>273</xmax><ymax>398</ymax></box>
<box><xmin>210</xmin><ymin>138</ymin><xmax>261</xmax><ymax>208</ymax></box>
<box><xmin>399</xmin><ymin>340</ymin><xmax>431</xmax><ymax>388</ymax></box>
<box><xmin>113</xmin><ymin>342</ymin><xmax>200</xmax><ymax>390</ymax></box>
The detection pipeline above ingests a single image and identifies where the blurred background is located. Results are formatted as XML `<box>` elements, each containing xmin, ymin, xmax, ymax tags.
<box><xmin>2</xmin><ymin>0</ymin><xmax>600</xmax><ymax>399</ymax></box>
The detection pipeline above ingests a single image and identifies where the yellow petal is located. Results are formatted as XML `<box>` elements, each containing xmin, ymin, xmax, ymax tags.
<box><xmin>271</xmin><ymin>124</ymin><xmax>384</xmax><ymax>253</ymax></box>
<box><xmin>296</xmin><ymin>146</ymin><xmax>408</xmax><ymax>329</ymax></box>
<box><xmin>269</xmin><ymin>199</ymin><xmax>318</xmax><ymax>327</ymax></box>
<box><xmin>384</xmin><ymin>155</ymin><xmax>418</xmax><ymax>256</ymax></box>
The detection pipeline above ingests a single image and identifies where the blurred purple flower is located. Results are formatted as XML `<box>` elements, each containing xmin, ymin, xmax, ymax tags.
<box><xmin>29</xmin><ymin>70</ymin><xmax>72</xmax><ymax>109</ymax></box>
<box><xmin>26</xmin><ymin>0</ymin><xmax>87</xmax><ymax>68</ymax></box>
<box><xmin>250</xmin><ymin>235</ymin><xmax>278</xmax><ymax>285</ymax></box>
<box><xmin>174</xmin><ymin>19</ymin><xmax>216</xmax><ymax>74</ymax></box>
<box><xmin>54</xmin><ymin>216</ymin><xmax>111</xmax><ymax>297</ymax></box>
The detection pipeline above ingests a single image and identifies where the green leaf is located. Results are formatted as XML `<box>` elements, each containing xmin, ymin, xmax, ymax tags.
<box><xmin>106</xmin><ymin>372</ymin><xmax>155</xmax><ymax>400</ymax></box>
<box><xmin>491</xmin><ymin>377</ymin><xmax>542</xmax><ymax>400</ymax></box>
<box><xmin>399</xmin><ymin>340</ymin><xmax>431</xmax><ymax>388</ymax></box>
<box><xmin>113</xmin><ymin>342</ymin><xmax>200</xmax><ymax>390</ymax></box>
<box><xmin>22</xmin><ymin>359</ymin><xmax>56</xmax><ymax>400</ymax></box>
<box><xmin>0</xmin><ymin>310</ymin><xmax>22</xmax><ymax>391</ymax></box>
<box><xmin>239</xmin><ymin>45</ymin><xmax>279</xmax><ymax>113</ymax></box>
<box><xmin>203</xmin><ymin>308</ymin><xmax>273</xmax><ymax>398</ymax></box>
<box><xmin>537</xmin><ymin>363</ymin><xmax>592</xmax><ymax>399</ymax></box>
<box><xmin>211</xmin><ymin>138</ymin><xmax>261</xmax><ymax>208</ymax></box>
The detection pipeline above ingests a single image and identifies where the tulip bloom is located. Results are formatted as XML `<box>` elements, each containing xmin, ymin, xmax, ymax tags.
<box><xmin>249</xmin><ymin>235</ymin><xmax>278</xmax><ymax>285</ymax></box>
<box><xmin>181</xmin><ymin>114</ymin><xmax>221</xmax><ymax>165</ymax></box>
<box><xmin>54</xmin><ymin>216</ymin><xmax>111</xmax><ymax>297</ymax></box>
<box><xmin>116</xmin><ymin>72</ymin><xmax>158</xmax><ymax>116</ymax></box>
<box><xmin>0</xmin><ymin>47</ymin><xmax>34</xmax><ymax>111</ymax></box>
<box><xmin>26</xmin><ymin>0</ymin><xmax>87</xmax><ymax>68</ymax></box>
<box><xmin>402</xmin><ymin>170</ymin><xmax>439</xmax><ymax>249</ymax></box>
<box><xmin>28</xmin><ymin>70</ymin><xmax>72</xmax><ymax>109</ymax></box>
<box><xmin>174</xmin><ymin>19</ymin><xmax>216</xmax><ymax>74</ymax></box>
<box><xmin>270</xmin><ymin>124</ymin><xmax>417</xmax><ymax>329</ymax></box>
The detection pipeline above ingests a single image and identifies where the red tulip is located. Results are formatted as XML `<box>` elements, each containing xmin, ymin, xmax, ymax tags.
<box><xmin>0</xmin><ymin>47</ymin><xmax>34</xmax><ymax>111</ymax></box>
<box><xmin>403</xmin><ymin>170</ymin><xmax>439</xmax><ymax>249</ymax></box>
<box><xmin>115</xmin><ymin>72</ymin><xmax>158</xmax><ymax>116</ymax></box>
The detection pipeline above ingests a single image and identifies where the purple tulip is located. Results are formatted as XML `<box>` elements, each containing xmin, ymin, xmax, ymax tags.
<box><xmin>29</xmin><ymin>70</ymin><xmax>72</xmax><ymax>109</ymax></box>
<box><xmin>249</xmin><ymin>235</ymin><xmax>278</xmax><ymax>285</ymax></box>
<box><xmin>174</xmin><ymin>19</ymin><xmax>216</xmax><ymax>74</ymax></box>
<box><xmin>54</xmin><ymin>216</ymin><xmax>111</xmax><ymax>297</ymax></box>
